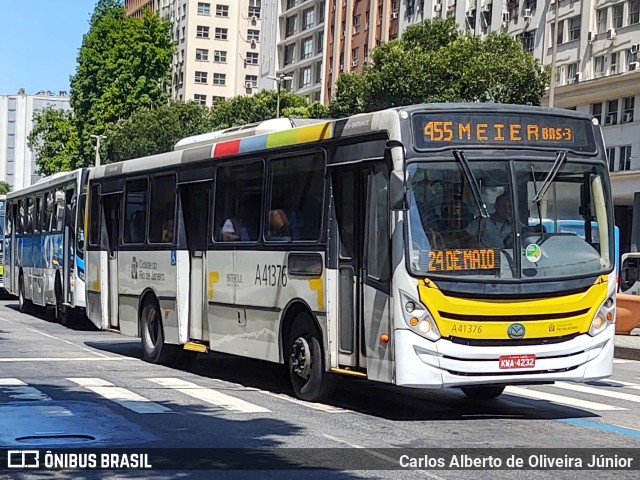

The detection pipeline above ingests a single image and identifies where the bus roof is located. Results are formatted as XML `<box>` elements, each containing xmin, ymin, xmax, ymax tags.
<box><xmin>6</xmin><ymin>168</ymin><xmax>86</xmax><ymax>200</ymax></box>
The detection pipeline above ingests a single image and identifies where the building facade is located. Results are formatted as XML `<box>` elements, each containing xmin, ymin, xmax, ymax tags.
<box><xmin>125</xmin><ymin>0</ymin><xmax>156</xmax><ymax>18</ymax></box>
<box><xmin>150</xmin><ymin>0</ymin><xmax>263</xmax><ymax>106</ymax></box>
<box><xmin>0</xmin><ymin>92</ymin><xmax>71</xmax><ymax>191</ymax></box>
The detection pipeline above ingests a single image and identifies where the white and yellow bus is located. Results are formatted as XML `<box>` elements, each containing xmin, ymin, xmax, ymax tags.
<box><xmin>84</xmin><ymin>104</ymin><xmax>620</xmax><ymax>401</ymax></box>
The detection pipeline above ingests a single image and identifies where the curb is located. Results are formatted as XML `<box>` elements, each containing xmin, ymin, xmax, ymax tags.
<box><xmin>614</xmin><ymin>346</ymin><xmax>640</xmax><ymax>361</ymax></box>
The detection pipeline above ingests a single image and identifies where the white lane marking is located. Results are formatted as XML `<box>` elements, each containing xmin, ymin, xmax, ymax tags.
<box><xmin>505</xmin><ymin>386</ymin><xmax>627</xmax><ymax>411</ymax></box>
<box><xmin>554</xmin><ymin>381</ymin><xmax>640</xmax><ymax>403</ymax></box>
<box><xmin>260</xmin><ymin>391</ymin><xmax>347</xmax><ymax>413</ymax></box>
<box><xmin>593</xmin><ymin>379</ymin><xmax>640</xmax><ymax>389</ymax></box>
<box><xmin>68</xmin><ymin>378</ymin><xmax>171</xmax><ymax>414</ymax></box>
<box><xmin>322</xmin><ymin>434</ymin><xmax>446</xmax><ymax>480</ymax></box>
<box><xmin>0</xmin><ymin>357</ymin><xmax>128</xmax><ymax>362</ymax></box>
<box><xmin>0</xmin><ymin>378</ymin><xmax>51</xmax><ymax>401</ymax></box>
<box><xmin>148</xmin><ymin>378</ymin><xmax>270</xmax><ymax>413</ymax></box>
<box><xmin>613</xmin><ymin>359</ymin><xmax>634</xmax><ymax>364</ymax></box>
<box><xmin>612</xmin><ymin>424</ymin><xmax>640</xmax><ymax>432</ymax></box>
<box><xmin>0</xmin><ymin>316</ymin><xmax>110</xmax><ymax>358</ymax></box>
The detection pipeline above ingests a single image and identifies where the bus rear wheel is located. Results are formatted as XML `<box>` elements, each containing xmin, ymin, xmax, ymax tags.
<box><xmin>461</xmin><ymin>385</ymin><xmax>506</xmax><ymax>400</ymax></box>
<box><xmin>288</xmin><ymin>312</ymin><xmax>334</xmax><ymax>402</ymax></box>
<box><xmin>141</xmin><ymin>298</ymin><xmax>175</xmax><ymax>365</ymax></box>
<box><xmin>18</xmin><ymin>275</ymin><xmax>30</xmax><ymax>314</ymax></box>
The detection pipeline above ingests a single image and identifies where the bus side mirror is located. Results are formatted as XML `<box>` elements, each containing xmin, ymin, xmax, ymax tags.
<box><xmin>390</xmin><ymin>170</ymin><xmax>405</xmax><ymax>211</ymax></box>
<box><xmin>620</xmin><ymin>253</ymin><xmax>640</xmax><ymax>294</ymax></box>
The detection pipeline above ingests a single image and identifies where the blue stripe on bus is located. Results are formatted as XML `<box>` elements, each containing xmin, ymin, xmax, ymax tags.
<box><xmin>239</xmin><ymin>135</ymin><xmax>268</xmax><ymax>153</ymax></box>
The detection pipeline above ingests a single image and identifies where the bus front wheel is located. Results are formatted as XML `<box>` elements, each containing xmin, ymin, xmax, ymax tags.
<box><xmin>461</xmin><ymin>385</ymin><xmax>506</xmax><ymax>400</ymax></box>
<box><xmin>18</xmin><ymin>275</ymin><xmax>30</xmax><ymax>314</ymax></box>
<box><xmin>288</xmin><ymin>312</ymin><xmax>334</xmax><ymax>402</ymax></box>
<box><xmin>141</xmin><ymin>298</ymin><xmax>174</xmax><ymax>365</ymax></box>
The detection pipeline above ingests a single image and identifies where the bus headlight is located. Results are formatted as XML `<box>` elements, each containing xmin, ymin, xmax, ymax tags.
<box><xmin>399</xmin><ymin>290</ymin><xmax>441</xmax><ymax>342</ymax></box>
<box><xmin>589</xmin><ymin>296</ymin><xmax>615</xmax><ymax>337</ymax></box>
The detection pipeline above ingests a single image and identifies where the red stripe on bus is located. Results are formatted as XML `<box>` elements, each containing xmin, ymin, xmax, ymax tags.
<box><xmin>214</xmin><ymin>140</ymin><xmax>241</xmax><ymax>157</ymax></box>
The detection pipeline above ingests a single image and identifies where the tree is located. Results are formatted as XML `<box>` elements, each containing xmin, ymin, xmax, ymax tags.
<box><xmin>329</xmin><ymin>18</ymin><xmax>549</xmax><ymax>116</ymax></box>
<box><xmin>27</xmin><ymin>107</ymin><xmax>80</xmax><ymax>176</ymax></box>
<box><xmin>70</xmin><ymin>0</ymin><xmax>174</xmax><ymax>165</ymax></box>
<box><xmin>106</xmin><ymin>101</ymin><xmax>214</xmax><ymax>162</ymax></box>
<box><xmin>0</xmin><ymin>182</ymin><xmax>10</xmax><ymax>195</ymax></box>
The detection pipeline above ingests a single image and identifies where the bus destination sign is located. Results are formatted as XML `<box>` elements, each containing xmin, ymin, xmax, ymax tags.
<box><xmin>412</xmin><ymin>112</ymin><xmax>597</xmax><ymax>152</ymax></box>
<box><xmin>427</xmin><ymin>248</ymin><xmax>500</xmax><ymax>273</ymax></box>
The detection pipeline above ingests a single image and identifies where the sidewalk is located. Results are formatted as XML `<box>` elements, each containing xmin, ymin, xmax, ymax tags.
<box><xmin>614</xmin><ymin>327</ymin><xmax>640</xmax><ymax>361</ymax></box>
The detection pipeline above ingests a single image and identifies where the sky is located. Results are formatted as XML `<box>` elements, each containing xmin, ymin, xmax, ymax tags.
<box><xmin>0</xmin><ymin>0</ymin><xmax>96</xmax><ymax>95</ymax></box>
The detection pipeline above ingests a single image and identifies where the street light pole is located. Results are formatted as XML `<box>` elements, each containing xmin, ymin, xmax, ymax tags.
<box><xmin>548</xmin><ymin>0</ymin><xmax>560</xmax><ymax>108</ymax></box>
<box><xmin>90</xmin><ymin>134</ymin><xmax>106</xmax><ymax>167</ymax></box>
<box><xmin>267</xmin><ymin>73</ymin><xmax>293</xmax><ymax>119</ymax></box>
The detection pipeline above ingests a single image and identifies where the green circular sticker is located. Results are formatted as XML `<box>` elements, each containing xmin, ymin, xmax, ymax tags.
<box><xmin>525</xmin><ymin>244</ymin><xmax>542</xmax><ymax>263</ymax></box>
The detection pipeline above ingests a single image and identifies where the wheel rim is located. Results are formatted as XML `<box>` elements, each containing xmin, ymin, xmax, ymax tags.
<box><xmin>144</xmin><ymin>306</ymin><xmax>160</xmax><ymax>349</ymax></box>
<box><xmin>19</xmin><ymin>286</ymin><xmax>24</xmax><ymax>307</ymax></box>
<box><xmin>291</xmin><ymin>337</ymin><xmax>312</xmax><ymax>380</ymax></box>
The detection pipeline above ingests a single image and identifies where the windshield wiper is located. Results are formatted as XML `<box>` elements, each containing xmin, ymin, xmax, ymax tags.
<box><xmin>452</xmin><ymin>150</ymin><xmax>489</xmax><ymax>218</ymax></box>
<box><xmin>529</xmin><ymin>165</ymin><xmax>546</xmax><ymax>242</ymax></box>
<box><xmin>532</xmin><ymin>150</ymin><xmax>568</xmax><ymax>204</ymax></box>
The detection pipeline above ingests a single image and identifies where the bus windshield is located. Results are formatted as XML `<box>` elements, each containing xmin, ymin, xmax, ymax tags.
<box><xmin>407</xmin><ymin>157</ymin><xmax>612</xmax><ymax>281</ymax></box>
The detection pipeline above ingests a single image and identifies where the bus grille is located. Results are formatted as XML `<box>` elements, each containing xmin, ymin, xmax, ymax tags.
<box><xmin>448</xmin><ymin>333</ymin><xmax>580</xmax><ymax>347</ymax></box>
<box><xmin>438</xmin><ymin>309</ymin><xmax>590</xmax><ymax>322</ymax></box>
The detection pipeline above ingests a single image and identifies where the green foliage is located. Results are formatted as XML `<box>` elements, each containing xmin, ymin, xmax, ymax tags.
<box><xmin>27</xmin><ymin>107</ymin><xmax>80</xmax><ymax>176</ymax></box>
<box><xmin>283</xmin><ymin>102</ymin><xmax>330</xmax><ymax>119</ymax></box>
<box><xmin>0</xmin><ymin>182</ymin><xmax>10</xmax><ymax>195</ymax></box>
<box><xmin>329</xmin><ymin>17</ymin><xmax>550</xmax><ymax>116</ymax></box>
<box><xmin>106</xmin><ymin>101</ymin><xmax>214</xmax><ymax>162</ymax></box>
<box><xmin>70</xmin><ymin>0</ymin><xmax>174</xmax><ymax>165</ymax></box>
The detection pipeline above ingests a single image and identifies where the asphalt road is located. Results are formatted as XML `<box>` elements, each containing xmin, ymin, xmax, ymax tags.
<box><xmin>0</xmin><ymin>300</ymin><xmax>639</xmax><ymax>480</ymax></box>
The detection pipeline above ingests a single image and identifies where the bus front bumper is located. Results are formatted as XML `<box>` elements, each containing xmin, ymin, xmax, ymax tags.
<box><xmin>394</xmin><ymin>328</ymin><xmax>614</xmax><ymax>388</ymax></box>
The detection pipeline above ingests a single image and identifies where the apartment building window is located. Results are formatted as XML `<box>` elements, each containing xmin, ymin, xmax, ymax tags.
<box><xmin>566</xmin><ymin>62</ymin><xmax>578</xmax><ymax>83</ymax></box>
<box><xmin>315</xmin><ymin>61</ymin><xmax>322</xmax><ymax>84</ymax></box>
<box><xmin>303</xmin><ymin>8</ymin><xmax>315</xmax><ymax>30</ymax></box>
<box><xmin>594</xmin><ymin>55</ymin><xmax>606</xmax><ymax>77</ymax></box>
<box><xmin>302</xmin><ymin>37</ymin><xmax>313</xmax><ymax>59</ymax></box>
<box><xmin>554</xmin><ymin>65</ymin><xmax>562</xmax><ymax>85</ymax></box>
<box><xmin>606</xmin><ymin>99</ymin><xmax>619</xmax><ymax>125</ymax></box>
<box><xmin>613</xmin><ymin>4</ymin><xmax>623</xmax><ymax>28</ymax></box>
<box><xmin>569</xmin><ymin>17</ymin><xmax>580</xmax><ymax>41</ymax></box>
<box><xmin>286</xmin><ymin>0</ymin><xmax>296</xmax><ymax>9</ymax></box>
<box><xmin>285</xmin><ymin>16</ymin><xmax>296</xmax><ymax>37</ymax></box>
<box><xmin>245</xmin><ymin>75</ymin><xmax>258</xmax><ymax>88</ymax></box>
<box><xmin>316</xmin><ymin>31</ymin><xmax>324</xmax><ymax>53</ymax></box>
<box><xmin>214</xmin><ymin>50</ymin><xmax>227</xmax><ymax>62</ymax></box>
<box><xmin>246</xmin><ymin>52</ymin><xmax>259</xmax><ymax>64</ymax></box>
<box><xmin>196</xmin><ymin>26</ymin><xmax>210</xmax><ymax>38</ymax></box>
<box><xmin>553</xmin><ymin>20</ymin><xmax>564</xmax><ymax>45</ymax></box>
<box><xmin>611</xmin><ymin>51</ymin><xmax>619</xmax><ymax>74</ymax></box>
<box><xmin>248</xmin><ymin>29</ymin><xmax>260</xmax><ymax>42</ymax></box>
<box><xmin>299</xmin><ymin>67</ymin><xmax>311</xmax><ymax>88</ymax></box>
<box><xmin>607</xmin><ymin>147</ymin><xmax>616</xmax><ymax>171</ymax></box>
<box><xmin>195</xmin><ymin>71</ymin><xmax>208</xmax><ymax>84</ymax></box>
<box><xmin>353</xmin><ymin>14</ymin><xmax>361</xmax><ymax>34</ymax></box>
<box><xmin>213</xmin><ymin>73</ymin><xmax>226</xmax><ymax>85</ymax></box>
<box><xmin>216</xmin><ymin>4</ymin><xmax>229</xmax><ymax>17</ymax></box>
<box><xmin>284</xmin><ymin>44</ymin><xmax>295</xmax><ymax>65</ymax></box>
<box><xmin>197</xmin><ymin>2</ymin><xmax>211</xmax><ymax>15</ymax></box>
<box><xmin>631</xmin><ymin>1</ymin><xmax>640</xmax><ymax>25</ymax></box>
<box><xmin>628</xmin><ymin>49</ymin><xmax>639</xmax><ymax>70</ymax></box>
<box><xmin>523</xmin><ymin>0</ymin><xmax>536</xmax><ymax>12</ymax></box>
<box><xmin>215</xmin><ymin>28</ymin><xmax>228</xmax><ymax>40</ymax></box>
<box><xmin>181</xmin><ymin>26</ymin><xmax>186</xmax><ymax>42</ymax></box>
<box><xmin>623</xmin><ymin>97</ymin><xmax>635</xmax><ymax>123</ymax></box>
<box><xmin>194</xmin><ymin>94</ymin><xmax>207</xmax><ymax>106</ymax></box>
<box><xmin>619</xmin><ymin>146</ymin><xmax>632</xmax><ymax>171</ymax></box>
<box><xmin>596</xmin><ymin>8</ymin><xmax>607</xmax><ymax>33</ymax></box>
<box><xmin>351</xmin><ymin>47</ymin><xmax>359</xmax><ymax>67</ymax></box>
<box><xmin>248</xmin><ymin>0</ymin><xmax>261</xmax><ymax>18</ymax></box>
<box><xmin>521</xmin><ymin>30</ymin><xmax>535</xmax><ymax>54</ymax></box>
<box><xmin>319</xmin><ymin>1</ymin><xmax>325</xmax><ymax>23</ymax></box>
<box><xmin>591</xmin><ymin>102</ymin><xmax>603</xmax><ymax>125</ymax></box>
<box><xmin>196</xmin><ymin>48</ymin><xmax>209</xmax><ymax>61</ymax></box>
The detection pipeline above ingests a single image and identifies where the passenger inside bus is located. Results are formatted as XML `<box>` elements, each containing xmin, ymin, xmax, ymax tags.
<box><xmin>268</xmin><ymin>209</ymin><xmax>291</xmax><ymax>241</ymax></box>
<box><xmin>221</xmin><ymin>201</ymin><xmax>251</xmax><ymax>242</ymax></box>
<box><xmin>161</xmin><ymin>219</ymin><xmax>174</xmax><ymax>243</ymax></box>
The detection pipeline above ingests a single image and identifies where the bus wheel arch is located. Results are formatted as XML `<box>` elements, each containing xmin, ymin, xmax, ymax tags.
<box><xmin>281</xmin><ymin>302</ymin><xmax>334</xmax><ymax>402</ymax></box>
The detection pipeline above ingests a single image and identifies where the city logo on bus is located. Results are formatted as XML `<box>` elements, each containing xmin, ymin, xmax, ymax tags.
<box><xmin>507</xmin><ymin>323</ymin><xmax>525</xmax><ymax>339</ymax></box>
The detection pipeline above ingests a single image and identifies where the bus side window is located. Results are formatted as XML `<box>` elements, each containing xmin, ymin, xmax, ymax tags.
<box><xmin>149</xmin><ymin>175</ymin><xmax>176</xmax><ymax>244</ymax></box>
<box><xmin>45</xmin><ymin>191</ymin><xmax>55</xmax><ymax>232</ymax></box>
<box><xmin>89</xmin><ymin>186</ymin><xmax>101</xmax><ymax>247</ymax></box>
<box><xmin>26</xmin><ymin>197</ymin><xmax>34</xmax><ymax>235</ymax></box>
<box><xmin>124</xmin><ymin>179</ymin><xmax>148</xmax><ymax>244</ymax></box>
<box><xmin>366</xmin><ymin>165</ymin><xmax>390</xmax><ymax>283</ymax></box>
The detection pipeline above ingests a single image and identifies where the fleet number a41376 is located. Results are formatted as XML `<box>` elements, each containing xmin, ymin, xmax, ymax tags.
<box><xmin>255</xmin><ymin>264</ymin><xmax>287</xmax><ymax>287</ymax></box>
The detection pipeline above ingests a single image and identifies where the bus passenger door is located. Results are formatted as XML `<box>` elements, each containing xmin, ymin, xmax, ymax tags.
<box><xmin>330</xmin><ymin>166</ymin><xmax>364</xmax><ymax>370</ymax></box>
<box><xmin>179</xmin><ymin>183</ymin><xmax>211</xmax><ymax>341</ymax></box>
<box><xmin>102</xmin><ymin>194</ymin><xmax>121</xmax><ymax>329</ymax></box>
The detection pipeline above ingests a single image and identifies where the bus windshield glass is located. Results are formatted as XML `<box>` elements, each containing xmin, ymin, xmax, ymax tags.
<box><xmin>407</xmin><ymin>158</ymin><xmax>612</xmax><ymax>280</ymax></box>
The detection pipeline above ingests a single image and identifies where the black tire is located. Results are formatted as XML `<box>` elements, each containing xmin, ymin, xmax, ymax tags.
<box><xmin>140</xmin><ymin>297</ymin><xmax>176</xmax><ymax>365</ymax></box>
<box><xmin>18</xmin><ymin>274</ymin><xmax>30</xmax><ymax>314</ymax></box>
<box><xmin>461</xmin><ymin>385</ymin><xmax>506</xmax><ymax>400</ymax></box>
<box><xmin>53</xmin><ymin>273</ymin><xmax>72</xmax><ymax>326</ymax></box>
<box><xmin>288</xmin><ymin>312</ymin><xmax>334</xmax><ymax>402</ymax></box>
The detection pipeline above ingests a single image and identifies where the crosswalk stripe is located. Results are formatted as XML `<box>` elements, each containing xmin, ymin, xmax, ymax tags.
<box><xmin>0</xmin><ymin>378</ymin><xmax>50</xmax><ymax>401</ymax></box>
<box><xmin>67</xmin><ymin>378</ymin><xmax>171</xmax><ymax>414</ymax></box>
<box><xmin>148</xmin><ymin>378</ymin><xmax>270</xmax><ymax>413</ymax></box>
<box><xmin>553</xmin><ymin>381</ymin><xmax>640</xmax><ymax>403</ymax></box>
<box><xmin>260</xmin><ymin>391</ymin><xmax>347</xmax><ymax>413</ymax></box>
<box><xmin>592</xmin><ymin>379</ymin><xmax>640</xmax><ymax>389</ymax></box>
<box><xmin>504</xmin><ymin>386</ymin><xmax>627</xmax><ymax>411</ymax></box>
<box><xmin>613</xmin><ymin>359</ymin><xmax>634</xmax><ymax>364</ymax></box>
